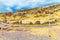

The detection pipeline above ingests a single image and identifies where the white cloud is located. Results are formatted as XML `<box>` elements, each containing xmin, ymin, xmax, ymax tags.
<box><xmin>0</xmin><ymin>0</ymin><xmax>60</xmax><ymax>12</ymax></box>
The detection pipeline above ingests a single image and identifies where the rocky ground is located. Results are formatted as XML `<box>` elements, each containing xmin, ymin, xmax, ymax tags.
<box><xmin>0</xmin><ymin>21</ymin><xmax>60</xmax><ymax>40</ymax></box>
<box><xmin>0</xmin><ymin>30</ymin><xmax>51</xmax><ymax>40</ymax></box>
<box><xmin>0</xmin><ymin>25</ymin><xmax>59</xmax><ymax>40</ymax></box>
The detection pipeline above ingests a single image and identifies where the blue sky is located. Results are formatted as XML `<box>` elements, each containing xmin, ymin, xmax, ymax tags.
<box><xmin>0</xmin><ymin>0</ymin><xmax>60</xmax><ymax>12</ymax></box>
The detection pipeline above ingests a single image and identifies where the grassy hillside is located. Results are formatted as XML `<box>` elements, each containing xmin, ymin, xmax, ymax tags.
<box><xmin>0</xmin><ymin>4</ymin><xmax>60</xmax><ymax>26</ymax></box>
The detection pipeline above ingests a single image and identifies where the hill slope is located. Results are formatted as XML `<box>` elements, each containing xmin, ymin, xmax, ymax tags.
<box><xmin>0</xmin><ymin>4</ymin><xmax>60</xmax><ymax>25</ymax></box>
